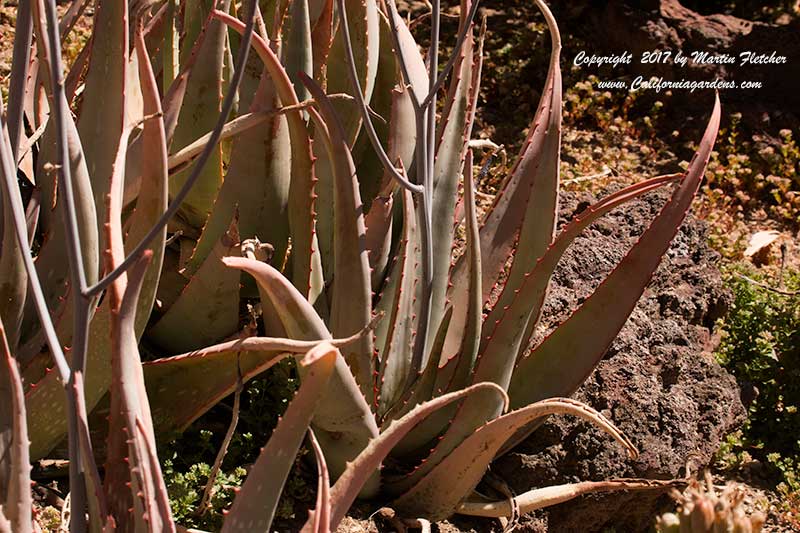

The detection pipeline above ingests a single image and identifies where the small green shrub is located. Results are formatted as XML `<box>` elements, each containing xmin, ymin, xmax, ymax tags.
<box><xmin>715</xmin><ymin>265</ymin><xmax>800</xmax><ymax>523</ymax></box>
<box><xmin>161</xmin><ymin>459</ymin><xmax>247</xmax><ymax>531</ymax></box>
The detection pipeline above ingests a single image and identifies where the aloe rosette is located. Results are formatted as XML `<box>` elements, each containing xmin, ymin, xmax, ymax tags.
<box><xmin>0</xmin><ymin>0</ymin><xmax>720</xmax><ymax>530</ymax></box>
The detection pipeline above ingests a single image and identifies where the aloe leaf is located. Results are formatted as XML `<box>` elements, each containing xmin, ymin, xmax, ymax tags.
<box><xmin>25</xmin><ymin>36</ymin><xmax>173</xmax><ymax>459</ymax></box>
<box><xmin>457</xmin><ymin>478</ymin><xmax>680</xmax><ymax>517</ymax></box>
<box><xmin>384</xmin><ymin>0</ymin><xmax>428</xmax><ymax>104</ymax></box>
<box><xmin>161</xmin><ymin>18</ymin><xmax>211</xmax><ymax>146</ymax></box>
<box><xmin>350</xmin><ymin>13</ymin><xmax>412</xmax><ymax>211</ymax></box>
<box><xmin>389</xmin><ymin>398</ymin><xmax>636</xmax><ymax>520</ymax></box>
<box><xmin>76</xmin><ymin>0</ymin><xmax>129</xmax><ymax>245</ymax></box>
<box><xmin>284</xmin><ymin>0</ymin><xmax>314</xmax><ymax>102</ymax></box>
<box><xmin>0</xmin><ymin>321</ymin><xmax>32</xmax><ymax>533</ymax></box>
<box><xmin>221</xmin><ymin>257</ymin><xmax>380</xmax><ymax>492</ymax></box>
<box><xmin>432</xmin><ymin>126</ymin><xmax>707</xmax><ymax>477</ymax></box>
<box><xmin>169</xmin><ymin>2</ymin><xmax>231</xmax><ymax>229</ymax></box>
<box><xmin>163</xmin><ymin>0</ymin><xmax>180</xmax><ymax>87</ymax></box>
<box><xmin>104</xmin><ymin>251</ymin><xmax>175</xmax><ymax>531</ymax></box>
<box><xmin>313</xmin><ymin>0</ymin><xmax>380</xmax><ymax>284</ymax></box>
<box><xmin>303</xmin><ymin>77</ymin><xmax>375</xmax><ymax>404</ymax></box>
<box><xmin>5</xmin><ymin>0</ymin><xmax>32</xmax><ymax>160</ymax></box>
<box><xmin>375</xmin><ymin>188</ymin><xmax>419</xmax><ymax>417</ymax></box>
<box><xmin>217</xmin><ymin>11</ymin><xmax>323</xmax><ymax>300</ymax></box>
<box><xmin>222</xmin><ymin>344</ymin><xmax>337</xmax><ymax>532</ymax></box>
<box><xmin>428</xmin><ymin>13</ymin><xmax>478</xmax><ymax>347</ymax></box>
<box><xmin>71</xmin><ymin>373</ymin><xmax>111</xmax><ymax>533</ymax></box>
<box><xmin>18</xmin><ymin>95</ymin><xmax>98</xmax><ymax>359</ymax></box>
<box><xmin>144</xmin><ymin>345</ymin><xmax>285</xmax><ymax>434</ymax></box>
<box><xmin>166</xmin><ymin>110</ymin><xmax>279</xmax><ymax>176</ymax></box>
<box><xmin>483</xmin><ymin>5</ymin><xmax>561</xmax><ymax>320</ymax></box>
<box><xmin>438</xmin><ymin>149</ymin><xmax>481</xmax><ymax>388</ymax></box>
<box><xmin>147</xmin><ymin>215</ymin><xmax>241</xmax><ymax>354</ymax></box>
<box><xmin>127</xmin><ymin>24</ymin><xmax>169</xmax><ymax>336</ymax></box>
<box><xmin>309</xmin><ymin>429</ymin><xmax>331</xmax><ymax>533</ymax></box>
<box><xmin>310</xmin><ymin>0</ymin><xmax>334</xmax><ymax>79</ymax></box>
<box><xmin>182</xmin><ymin>73</ymin><xmax>291</xmax><ymax>281</ymax></box>
<box><xmin>326</xmin><ymin>0</ymin><xmax>380</xmax><ymax>141</ymax></box>
<box><xmin>145</xmin><ymin>323</ymin><xmax>377</xmax><ymax>434</ymax></box>
<box><xmin>301</xmin><ymin>382</ymin><xmax>507</xmax><ymax>532</ymax></box>
<box><xmin>507</xmin><ymin>96</ymin><xmax>720</xmax><ymax>409</ymax></box>
<box><xmin>387</xmin><ymin>155</ymin><xmax>484</xmax><ymax>455</ymax></box>
<box><xmin>364</xmin><ymin>193</ymin><xmax>393</xmax><ymax>292</ymax></box>
<box><xmin>449</xmin><ymin>0</ymin><xmax>560</xmax><ymax>322</ymax></box>
<box><xmin>121</xmin><ymin>21</ymin><xmax>208</xmax><ymax>206</ymax></box>
<box><xmin>0</xmin><ymin>98</ymin><xmax>26</xmax><ymax>350</ymax></box>
<box><xmin>25</xmin><ymin>306</ymin><xmax>108</xmax><ymax>460</ymax></box>
<box><xmin>384</xmin><ymin>305</ymin><xmax>456</xmax><ymax>457</ymax></box>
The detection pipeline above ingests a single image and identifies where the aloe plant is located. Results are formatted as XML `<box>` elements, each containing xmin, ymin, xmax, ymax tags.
<box><xmin>0</xmin><ymin>0</ymin><xmax>722</xmax><ymax>530</ymax></box>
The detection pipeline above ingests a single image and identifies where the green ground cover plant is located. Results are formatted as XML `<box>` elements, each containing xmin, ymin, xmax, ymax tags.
<box><xmin>715</xmin><ymin>265</ymin><xmax>800</xmax><ymax>526</ymax></box>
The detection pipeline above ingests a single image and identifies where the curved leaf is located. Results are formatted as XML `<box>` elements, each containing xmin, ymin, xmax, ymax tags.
<box><xmin>76</xmin><ymin>0</ymin><xmax>128</xmax><ymax>246</ymax></box>
<box><xmin>375</xmin><ymin>188</ymin><xmax>419</xmax><ymax>417</ymax></box>
<box><xmin>222</xmin><ymin>344</ymin><xmax>336</xmax><ymax>532</ymax></box>
<box><xmin>221</xmin><ymin>257</ymin><xmax>380</xmax><ymax>493</ymax></box>
<box><xmin>0</xmin><ymin>98</ymin><xmax>26</xmax><ymax>350</ymax></box>
<box><xmin>182</xmin><ymin>73</ymin><xmax>292</xmax><ymax>281</ymax></box>
<box><xmin>215</xmin><ymin>11</ymin><xmax>323</xmax><ymax>301</ymax></box>
<box><xmin>448</xmin><ymin>0</ymin><xmax>560</xmax><ymax>336</ymax></box>
<box><xmin>0</xmin><ymin>320</ymin><xmax>32</xmax><ymax>533</ymax></box>
<box><xmin>301</xmin><ymin>382</ymin><xmax>507</xmax><ymax>532</ymax></box>
<box><xmin>303</xmin><ymin>77</ymin><xmax>375</xmax><ymax>404</ymax></box>
<box><xmin>148</xmin><ymin>215</ymin><xmax>241</xmax><ymax>354</ymax></box>
<box><xmin>390</xmin><ymin>398</ymin><xmax>636</xmax><ymax>520</ymax></box>
<box><xmin>428</xmin><ymin>11</ymin><xmax>476</xmax><ymax>346</ymax></box>
<box><xmin>144</xmin><ymin>324</ymin><xmax>375</xmax><ymax>434</ymax></box>
<box><xmin>169</xmin><ymin>4</ymin><xmax>230</xmax><ymax>229</ymax></box>
<box><xmin>457</xmin><ymin>478</ymin><xmax>680</xmax><ymax>517</ymax></box>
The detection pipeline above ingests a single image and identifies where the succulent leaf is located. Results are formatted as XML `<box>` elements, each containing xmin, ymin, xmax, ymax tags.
<box><xmin>309</xmin><ymin>429</ymin><xmax>332</xmax><ymax>533</ymax></box>
<box><xmin>310</xmin><ymin>0</ymin><xmax>335</xmax><ymax>79</ymax></box>
<box><xmin>221</xmin><ymin>344</ymin><xmax>337</xmax><ymax>532</ymax></box>
<box><xmin>0</xmin><ymin>320</ymin><xmax>32</xmax><ymax>533</ymax></box>
<box><xmin>479</xmin><ymin>173</ymin><xmax>682</xmax><ymax>376</ymax></box>
<box><xmin>105</xmin><ymin>250</ymin><xmax>175</xmax><ymax>532</ymax></box>
<box><xmin>303</xmin><ymin>76</ymin><xmax>375</xmax><ymax>404</ymax></box>
<box><xmin>384</xmin><ymin>0</ymin><xmax>429</xmax><ymax>104</ymax></box>
<box><xmin>148</xmin><ymin>215</ymin><xmax>242</xmax><ymax>353</ymax></box>
<box><xmin>284</xmin><ymin>0</ymin><xmax>314</xmax><ymax>103</ymax></box>
<box><xmin>375</xmin><ymin>188</ymin><xmax>419</xmax><ymax>417</ymax></box>
<box><xmin>182</xmin><ymin>71</ymin><xmax>292</xmax><ymax>281</ymax></box>
<box><xmin>144</xmin><ymin>326</ymin><xmax>375</xmax><ymax>434</ymax></box>
<box><xmin>216</xmin><ymin>11</ymin><xmax>324</xmax><ymax>300</ymax></box>
<box><xmin>350</xmin><ymin>13</ymin><xmax>403</xmax><ymax>211</ymax></box>
<box><xmin>75</xmin><ymin>0</ymin><xmax>129</xmax><ymax>247</ymax></box>
<box><xmin>169</xmin><ymin>3</ymin><xmax>231</xmax><ymax>229</ymax></box>
<box><xmin>313</xmin><ymin>0</ymin><xmax>380</xmax><ymax>284</ymax></box>
<box><xmin>302</xmin><ymin>382</ymin><xmax>507</xmax><ymax>532</ymax></box>
<box><xmin>222</xmin><ymin>256</ymin><xmax>380</xmax><ymax>494</ymax></box>
<box><xmin>127</xmin><ymin>24</ymin><xmax>170</xmax><ymax>336</ymax></box>
<box><xmin>447</xmin><ymin>0</ymin><xmax>560</xmax><ymax>331</ymax></box>
<box><xmin>457</xmin><ymin>478</ymin><xmax>680</xmax><ymax>517</ymax></box>
<box><xmin>0</xmin><ymin>99</ymin><xmax>26</xmax><ymax>350</ymax></box>
<box><xmin>389</xmin><ymin>398</ymin><xmax>636</xmax><ymax>520</ymax></box>
<box><xmin>428</xmin><ymin>10</ymin><xmax>475</xmax><ymax>347</ymax></box>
